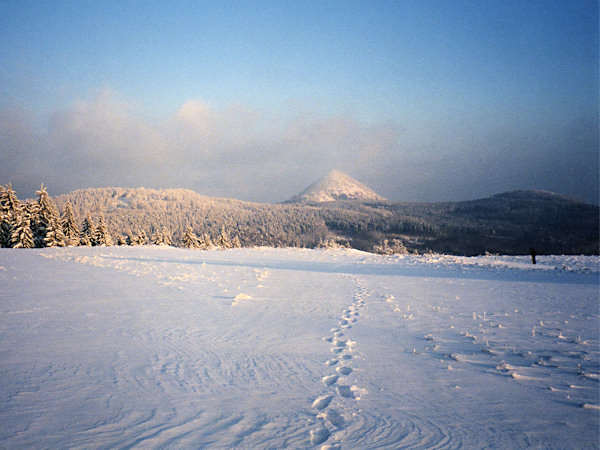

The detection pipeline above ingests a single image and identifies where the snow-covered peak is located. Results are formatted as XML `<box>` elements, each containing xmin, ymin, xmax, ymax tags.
<box><xmin>288</xmin><ymin>170</ymin><xmax>387</xmax><ymax>203</ymax></box>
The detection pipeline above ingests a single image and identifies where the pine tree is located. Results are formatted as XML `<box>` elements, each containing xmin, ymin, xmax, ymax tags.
<box><xmin>33</xmin><ymin>184</ymin><xmax>65</xmax><ymax>247</ymax></box>
<box><xmin>43</xmin><ymin>218</ymin><xmax>66</xmax><ymax>247</ymax></box>
<box><xmin>197</xmin><ymin>232</ymin><xmax>213</xmax><ymax>250</ymax></box>
<box><xmin>0</xmin><ymin>184</ymin><xmax>21</xmax><ymax>247</ymax></box>
<box><xmin>136</xmin><ymin>229</ymin><xmax>148</xmax><ymax>245</ymax></box>
<box><xmin>94</xmin><ymin>215</ymin><xmax>113</xmax><ymax>246</ymax></box>
<box><xmin>80</xmin><ymin>214</ymin><xmax>96</xmax><ymax>246</ymax></box>
<box><xmin>231</xmin><ymin>235</ymin><xmax>242</xmax><ymax>248</ymax></box>
<box><xmin>373</xmin><ymin>238</ymin><xmax>407</xmax><ymax>255</ymax></box>
<box><xmin>10</xmin><ymin>204</ymin><xmax>34</xmax><ymax>248</ymax></box>
<box><xmin>61</xmin><ymin>201</ymin><xmax>80</xmax><ymax>246</ymax></box>
<box><xmin>125</xmin><ymin>231</ymin><xmax>136</xmax><ymax>246</ymax></box>
<box><xmin>216</xmin><ymin>227</ymin><xmax>232</xmax><ymax>249</ymax></box>
<box><xmin>162</xmin><ymin>227</ymin><xmax>172</xmax><ymax>246</ymax></box>
<box><xmin>151</xmin><ymin>229</ymin><xmax>164</xmax><ymax>245</ymax></box>
<box><xmin>182</xmin><ymin>225</ymin><xmax>199</xmax><ymax>248</ymax></box>
<box><xmin>0</xmin><ymin>209</ymin><xmax>7</xmax><ymax>248</ymax></box>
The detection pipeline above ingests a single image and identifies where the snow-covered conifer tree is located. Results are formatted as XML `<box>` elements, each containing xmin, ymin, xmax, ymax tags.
<box><xmin>151</xmin><ymin>229</ymin><xmax>164</xmax><ymax>245</ymax></box>
<box><xmin>216</xmin><ymin>227</ymin><xmax>232</xmax><ymax>249</ymax></box>
<box><xmin>0</xmin><ymin>209</ymin><xmax>7</xmax><ymax>248</ymax></box>
<box><xmin>10</xmin><ymin>204</ymin><xmax>34</xmax><ymax>248</ymax></box>
<box><xmin>61</xmin><ymin>201</ymin><xmax>80</xmax><ymax>246</ymax></box>
<box><xmin>125</xmin><ymin>231</ymin><xmax>136</xmax><ymax>246</ymax></box>
<box><xmin>94</xmin><ymin>215</ymin><xmax>113</xmax><ymax>246</ymax></box>
<box><xmin>183</xmin><ymin>225</ymin><xmax>199</xmax><ymax>248</ymax></box>
<box><xmin>33</xmin><ymin>184</ymin><xmax>65</xmax><ymax>247</ymax></box>
<box><xmin>231</xmin><ymin>235</ymin><xmax>242</xmax><ymax>248</ymax></box>
<box><xmin>43</xmin><ymin>218</ymin><xmax>66</xmax><ymax>247</ymax></box>
<box><xmin>80</xmin><ymin>214</ymin><xmax>96</xmax><ymax>246</ymax></box>
<box><xmin>137</xmin><ymin>230</ymin><xmax>148</xmax><ymax>245</ymax></box>
<box><xmin>373</xmin><ymin>238</ymin><xmax>407</xmax><ymax>255</ymax></box>
<box><xmin>162</xmin><ymin>227</ymin><xmax>172</xmax><ymax>246</ymax></box>
<box><xmin>197</xmin><ymin>232</ymin><xmax>213</xmax><ymax>250</ymax></box>
<box><xmin>0</xmin><ymin>184</ymin><xmax>21</xmax><ymax>247</ymax></box>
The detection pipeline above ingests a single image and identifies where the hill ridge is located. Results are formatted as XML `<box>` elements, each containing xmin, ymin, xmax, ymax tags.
<box><xmin>45</xmin><ymin>184</ymin><xmax>599</xmax><ymax>255</ymax></box>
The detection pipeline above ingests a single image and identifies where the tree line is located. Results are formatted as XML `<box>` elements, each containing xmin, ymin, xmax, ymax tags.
<box><xmin>0</xmin><ymin>184</ymin><xmax>245</xmax><ymax>250</ymax></box>
<box><xmin>3</xmin><ymin>184</ymin><xmax>597</xmax><ymax>255</ymax></box>
<box><xmin>0</xmin><ymin>184</ymin><xmax>113</xmax><ymax>248</ymax></box>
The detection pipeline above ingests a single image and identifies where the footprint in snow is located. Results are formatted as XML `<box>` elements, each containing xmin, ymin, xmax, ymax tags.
<box><xmin>312</xmin><ymin>394</ymin><xmax>334</xmax><ymax>410</ymax></box>
<box><xmin>310</xmin><ymin>427</ymin><xmax>330</xmax><ymax>445</ymax></box>
<box><xmin>336</xmin><ymin>366</ymin><xmax>352</xmax><ymax>375</ymax></box>
<box><xmin>322</xmin><ymin>374</ymin><xmax>339</xmax><ymax>386</ymax></box>
<box><xmin>333</xmin><ymin>339</ymin><xmax>347</xmax><ymax>348</ymax></box>
<box><xmin>337</xmin><ymin>385</ymin><xmax>355</xmax><ymax>398</ymax></box>
<box><xmin>324</xmin><ymin>409</ymin><xmax>345</xmax><ymax>428</ymax></box>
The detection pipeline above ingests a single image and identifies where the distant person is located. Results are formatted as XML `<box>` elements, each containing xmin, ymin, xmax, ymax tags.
<box><xmin>530</xmin><ymin>248</ymin><xmax>536</xmax><ymax>264</ymax></box>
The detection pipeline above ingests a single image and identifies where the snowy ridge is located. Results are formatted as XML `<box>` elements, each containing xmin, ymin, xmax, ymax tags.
<box><xmin>288</xmin><ymin>170</ymin><xmax>387</xmax><ymax>203</ymax></box>
<box><xmin>396</xmin><ymin>253</ymin><xmax>599</xmax><ymax>275</ymax></box>
<box><xmin>1</xmin><ymin>247</ymin><xmax>598</xmax><ymax>448</ymax></box>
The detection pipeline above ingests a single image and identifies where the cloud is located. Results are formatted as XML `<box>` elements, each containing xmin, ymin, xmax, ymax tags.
<box><xmin>0</xmin><ymin>88</ymin><xmax>597</xmax><ymax>204</ymax></box>
<box><xmin>48</xmin><ymin>88</ymin><xmax>170</xmax><ymax>169</ymax></box>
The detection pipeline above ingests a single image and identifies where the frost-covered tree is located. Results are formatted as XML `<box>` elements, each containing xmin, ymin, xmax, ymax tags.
<box><xmin>151</xmin><ymin>229</ymin><xmax>164</xmax><ymax>245</ymax></box>
<box><xmin>373</xmin><ymin>239</ymin><xmax>407</xmax><ymax>255</ymax></box>
<box><xmin>94</xmin><ymin>215</ymin><xmax>113</xmax><ymax>246</ymax></box>
<box><xmin>161</xmin><ymin>227</ymin><xmax>172</xmax><ymax>246</ymax></box>
<box><xmin>197</xmin><ymin>232</ymin><xmax>213</xmax><ymax>250</ymax></box>
<box><xmin>231</xmin><ymin>235</ymin><xmax>242</xmax><ymax>248</ymax></box>
<box><xmin>10</xmin><ymin>204</ymin><xmax>34</xmax><ymax>248</ymax></box>
<box><xmin>125</xmin><ymin>231</ymin><xmax>137</xmax><ymax>246</ymax></box>
<box><xmin>80</xmin><ymin>214</ymin><xmax>96</xmax><ymax>246</ymax></box>
<box><xmin>126</xmin><ymin>231</ymin><xmax>135</xmax><ymax>245</ymax></box>
<box><xmin>182</xmin><ymin>226</ymin><xmax>199</xmax><ymax>248</ymax></box>
<box><xmin>151</xmin><ymin>227</ymin><xmax>172</xmax><ymax>246</ymax></box>
<box><xmin>0</xmin><ymin>211</ymin><xmax>7</xmax><ymax>248</ymax></box>
<box><xmin>216</xmin><ymin>227</ymin><xmax>232</xmax><ymax>249</ymax></box>
<box><xmin>33</xmin><ymin>184</ymin><xmax>65</xmax><ymax>247</ymax></box>
<box><xmin>61</xmin><ymin>201</ymin><xmax>80</xmax><ymax>246</ymax></box>
<box><xmin>136</xmin><ymin>229</ymin><xmax>148</xmax><ymax>245</ymax></box>
<box><xmin>0</xmin><ymin>184</ymin><xmax>21</xmax><ymax>247</ymax></box>
<box><xmin>42</xmin><ymin>218</ymin><xmax>65</xmax><ymax>247</ymax></box>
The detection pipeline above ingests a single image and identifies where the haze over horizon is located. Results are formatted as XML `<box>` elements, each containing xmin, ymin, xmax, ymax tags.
<box><xmin>1</xmin><ymin>1</ymin><xmax>598</xmax><ymax>204</ymax></box>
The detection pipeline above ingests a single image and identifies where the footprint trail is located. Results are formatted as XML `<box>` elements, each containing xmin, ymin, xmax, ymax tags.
<box><xmin>309</xmin><ymin>276</ymin><xmax>368</xmax><ymax>447</ymax></box>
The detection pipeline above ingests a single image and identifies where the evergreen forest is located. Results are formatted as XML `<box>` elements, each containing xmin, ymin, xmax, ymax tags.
<box><xmin>1</xmin><ymin>184</ymin><xmax>598</xmax><ymax>255</ymax></box>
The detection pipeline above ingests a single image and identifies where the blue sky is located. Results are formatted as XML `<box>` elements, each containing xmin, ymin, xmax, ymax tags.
<box><xmin>1</xmin><ymin>0</ymin><xmax>598</xmax><ymax>203</ymax></box>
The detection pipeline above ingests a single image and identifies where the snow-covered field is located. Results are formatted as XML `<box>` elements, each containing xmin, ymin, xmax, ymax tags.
<box><xmin>1</xmin><ymin>247</ymin><xmax>598</xmax><ymax>448</ymax></box>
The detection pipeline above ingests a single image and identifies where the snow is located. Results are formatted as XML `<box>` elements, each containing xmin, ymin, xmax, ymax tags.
<box><xmin>290</xmin><ymin>169</ymin><xmax>386</xmax><ymax>203</ymax></box>
<box><xmin>0</xmin><ymin>246</ymin><xmax>598</xmax><ymax>448</ymax></box>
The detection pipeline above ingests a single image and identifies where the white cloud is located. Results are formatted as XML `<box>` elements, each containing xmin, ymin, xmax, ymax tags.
<box><xmin>1</xmin><ymin>88</ymin><xmax>597</xmax><ymax>203</ymax></box>
<box><xmin>48</xmin><ymin>88</ymin><xmax>171</xmax><ymax>168</ymax></box>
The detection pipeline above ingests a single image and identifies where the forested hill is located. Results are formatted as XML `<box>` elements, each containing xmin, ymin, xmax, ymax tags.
<box><xmin>54</xmin><ymin>187</ymin><xmax>599</xmax><ymax>255</ymax></box>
